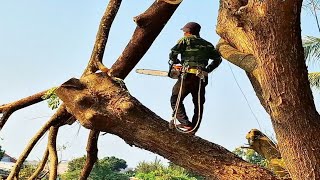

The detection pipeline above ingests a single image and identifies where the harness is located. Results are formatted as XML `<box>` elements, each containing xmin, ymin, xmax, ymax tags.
<box><xmin>170</xmin><ymin>64</ymin><xmax>207</xmax><ymax>134</ymax></box>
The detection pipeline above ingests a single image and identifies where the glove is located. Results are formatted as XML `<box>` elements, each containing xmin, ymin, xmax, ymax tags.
<box><xmin>168</xmin><ymin>59</ymin><xmax>181</xmax><ymax>65</ymax></box>
<box><xmin>205</xmin><ymin>65</ymin><xmax>215</xmax><ymax>73</ymax></box>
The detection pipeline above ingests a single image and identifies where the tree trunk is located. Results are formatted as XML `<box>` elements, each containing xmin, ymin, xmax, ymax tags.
<box><xmin>216</xmin><ymin>0</ymin><xmax>320</xmax><ymax>179</ymax></box>
<box><xmin>56</xmin><ymin>73</ymin><xmax>278</xmax><ymax>179</ymax></box>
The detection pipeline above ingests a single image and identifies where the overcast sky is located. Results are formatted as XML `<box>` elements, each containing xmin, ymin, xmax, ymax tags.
<box><xmin>0</xmin><ymin>0</ymin><xmax>319</xmax><ymax>168</ymax></box>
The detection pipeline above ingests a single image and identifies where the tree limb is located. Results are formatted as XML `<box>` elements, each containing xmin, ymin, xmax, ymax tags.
<box><xmin>28</xmin><ymin>148</ymin><xmax>49</xmax><ymax>180</ymax></box>
<box><xmin>0</xmin><ymin>90</ymin><xmax>48</xmax><ymax>130</ymax></box>
<box><xmin>80</xmin><ymin>130</ymin><xmax>100</xmax><ymax>180</ymax></box>
<box><xmin>56</xmin><ymin>73</ymin><xmax>278</xmax><ymax>179</ymax></box>
<box><xmin>83</xmin><ymin>0</ymin><xmax>123</xmax><ymax>76</ymax></box>
<box><xmin>109</xmin><ymin>1</ymin><xmax>180</xmax><ymax>79</ymax></box>
<box><xmin>48</xmin><ymin>126</ymin><xmax>59</xmax><ymax>180</ymax></box>
<box><xmin>216</xmin><ymin>38</ymin><xmax>257</xmax><ymax>72</ymax></box>
<box><xmin>6</xmin><ymin>107</ymin><xmax>71</xmax><ymax>180</ymax></box>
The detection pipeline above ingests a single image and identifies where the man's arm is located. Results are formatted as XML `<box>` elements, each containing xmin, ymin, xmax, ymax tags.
<box><xmin>169</xmin><ymin>38</ymin><xmax>186</xmax><ymax>63</ymax></box>
<box><xmin>206</xmin><ymin>47</ymin><xmax>222</xmax><ymax>73</ymax></box>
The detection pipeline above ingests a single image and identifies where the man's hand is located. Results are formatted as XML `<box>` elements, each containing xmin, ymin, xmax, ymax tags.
<box><xmin>205</xmin><ymin>65</ymin><xmax>215</xmax><ymax>73</ymax></box>
<box><xmin>168</xmin><ymin>59</ymin><xmax>181</xmax><ymax>65</ymax></box>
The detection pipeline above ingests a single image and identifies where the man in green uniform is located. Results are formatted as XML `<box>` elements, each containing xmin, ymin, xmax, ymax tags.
<box><xmin>169</xmin><ymin>22</ymin><xmax>222</xmax><ymax>133</ymax></box>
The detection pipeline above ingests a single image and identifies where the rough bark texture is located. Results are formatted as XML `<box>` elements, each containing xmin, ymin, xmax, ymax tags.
<box><xmin>80</xmin><ymin>130</ymin><xmax>99</xmax><ymax>180</ymax></box>
<box><xmin>217</xmin><ymin>0</ymin><xmax>320</xmax><ymax>179</ymax></box>
<box><xmin>56</xmin><ymin>73</ymin><xmax>278</xmax><ymax>179</ymax></box>
<box><xmin>109</xmin><ymin>1</ymin><xmax>179</xmax><ymax>79</ymax></box>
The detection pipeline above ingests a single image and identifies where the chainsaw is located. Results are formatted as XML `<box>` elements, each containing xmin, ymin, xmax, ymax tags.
<box><xmin>136</xmin><ymin>60</ymin><xmax>208</xmax><ymax>79</ymax></box>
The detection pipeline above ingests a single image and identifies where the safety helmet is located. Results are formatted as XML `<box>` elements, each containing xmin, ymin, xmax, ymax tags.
<box><xmin>181</xmin><ymin>22</ymin><xmax>201</xmax><ymax>35</ymax></box>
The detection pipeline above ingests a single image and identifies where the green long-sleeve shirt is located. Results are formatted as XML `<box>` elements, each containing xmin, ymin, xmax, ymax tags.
<box><xmin>169</xmin><ymin>35</ymin><xmax>222</xmax><ymax>69</ymax></box>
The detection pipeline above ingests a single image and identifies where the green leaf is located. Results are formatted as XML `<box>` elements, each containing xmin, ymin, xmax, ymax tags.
<box><xmin>308</xmin><ymin>72</ymin><xmax>320</xmax><ymax>88</ymax></box>
<box><xmin>303</xmin><ymin>36</ymin><xmax>320</xmax><ymax>64</ymax></box>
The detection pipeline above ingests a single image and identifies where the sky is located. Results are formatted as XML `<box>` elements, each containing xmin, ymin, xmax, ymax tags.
<box><xmin>0</xmin><ymin>1</ymin><xmax>319</xmax><ymax>168</ymax></box>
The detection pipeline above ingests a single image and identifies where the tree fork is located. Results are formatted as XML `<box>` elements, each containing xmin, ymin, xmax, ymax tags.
<box><xmin>56</xmin><ymin>73</ymin><xmax>278</xmax><ymax>179</ymax></box>
<box><xmin>83</xmin><ymin>0</ymin><xmax>123</xmax><ymax>76</ymax></box>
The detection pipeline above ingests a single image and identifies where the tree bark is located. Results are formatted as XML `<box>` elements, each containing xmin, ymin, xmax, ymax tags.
<box><xmin>108</xmin><ymin>1</ymin><xmax>180</xmax><ymax>79</ymax></box>
<box><xmin>56</xmin><ymin>73</ymin><xmax>278</xmax><ymax>179</ymax></box>
<box><xmin>80</xmin><ymin>130</ymin><xmax>99</xmax><ymax>180</ymax></box>
<box><xmin>0</xmin><ymin>90</ymin><xmax>47</xmax><ymax>130</ymax></box>
<box><xmin>83</xmin><ymin>0</ymin><xmax>123</xmax><ymax>76</ymax></box>
<box><xmin>217</xmin><ymin>0</ymin><xmax>320</xmax><ymax>179</ymax></box>
<box><xmin>48</xmin><ymin>126</ymin><xmax>59</xmax><ymax>180</ymax></box>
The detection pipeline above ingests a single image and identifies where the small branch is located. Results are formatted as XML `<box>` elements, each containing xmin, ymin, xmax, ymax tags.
<box><xmin>48</xmin><ymin>126</ymin><xmax>59</xmax><ymax>180</ymax></box>
<box><xmin>216</xmin><ymin>38</ymin><xmax>257</xmax><ymax>72</ymax></box>
<box><xmin>80</xmin><ymin>130</ymin><xmax>100</xmax><ymax>180</ymax></box>
<box><xmin>83</xmin><ymin>0</ymin><xmax>123</xmax><ymax>76</ymax></box>
<box><xmin>28</xmin><ymin>148</ymin><xmax>49</xmax><ymax>180</ymax></box>
<box><xmin>0</xmin><ymin>111</ymin><xmax>13</xmax><ymax>130</ymax></box>
<box><xmin>6</xmin><ymin>106</ymin><xmax>71</xmax><ymax>180</ymax></box>
<box><xmin>0</xmin><ymin>90</ymin><xmax>48</xmax><ymax>130</ymax></box>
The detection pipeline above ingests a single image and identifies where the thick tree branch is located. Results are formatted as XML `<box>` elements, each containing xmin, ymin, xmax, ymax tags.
<box><xmin>0</xmin><ymin>90</ymin><xmax>47</xmax><ymax>130</ymax></box>
<box><xmin>216</xmin><ymin>38</ymin><xmax>257</xmax><ymax>72</ymax></box>
<box><xmin>28</xmin><ymin>148</ymin><xmax>49</xmax><ymax>180</ymax></box>
<box><xmin>6</xmin><ymin>107</ymin><xmax>71</xmax><ymax>180</ymax></box>
<box><xmin>83</xmin><ymin>0</ymin><xmax>123</xmax><ymax>76</ymax></box>
<box><xmin>48</xmin><ymin>126</ymin><xmax>59</xmax><ymax>180</ymax></box>
<box><xmin>80</xmin><ymin>130</ymin><xmax>100</xmax><ymax>180</ymax></box>
<box><xmin>56</xmin><ymin>73</ymin><xmax>278</xmax><ymax>179</ymax></box>
<box><xmin>109</xmin><ymin>1</ymin><xmax>180</xmax><ymax>79</ymax></box>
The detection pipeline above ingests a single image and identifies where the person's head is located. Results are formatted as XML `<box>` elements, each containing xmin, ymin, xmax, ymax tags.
<box><xmin>181</xmin><ymin>22</ymin><xmax>201</xmax><ymax>36</ymax></box>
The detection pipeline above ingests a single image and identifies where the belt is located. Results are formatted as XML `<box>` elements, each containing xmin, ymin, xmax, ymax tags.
<box><xmin>184</xmin><ymin>68</ymin><xmax>208</xmax><ymax>77</ymax></box>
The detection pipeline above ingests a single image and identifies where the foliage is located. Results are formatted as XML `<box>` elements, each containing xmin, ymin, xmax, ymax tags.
<box><xmin>61</xmin><ymin>156</ymin><xmax>129</xmax><ymax>180</ymax></box>
<box><xmin>308</xmin><ymin>72</ymin><xmax>320</xmax><ymax>88</ymax></box>
<box><xmin>134</xmin><ymin>159</ymin><xmax>204</xmax><ymax>180</ymax></box>
<box><xmin>233</xmin><ymin>148</ymin><xmax>268</xmax><ymax>168</ymax></box>
<box><xmin>304</xmin><ymin>36</ymin><xmax>320</xmax><ymax>62</ymax></box>
<box><xmin>0</xmin><ymin>146</ymin><xmax>5</xmax><ymax>160</ymax></box>
<box><xmin>42</xmin><ymin>87</ymin><xmax>60</xmax><ymax>110</ymax></box>
<box><xmin>302</xmin><ymin>36</ymin><xmax>320</xmax><ymax>88</ymax></box>
<box><xmin>19</xmin><ymin>164</ymin><xmax>38</xmax><ymax>180</ymax></box>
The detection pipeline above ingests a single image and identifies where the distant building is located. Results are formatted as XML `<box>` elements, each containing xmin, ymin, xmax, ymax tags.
<box><xmin>0</xmin><ymin>153</ymin><xmax>17</xmax><ymax>179</ymax></box>
<box><xmin>1</xmin><ymin>153</ymin><xmax>16</xmax><ymax>163</ymax></box>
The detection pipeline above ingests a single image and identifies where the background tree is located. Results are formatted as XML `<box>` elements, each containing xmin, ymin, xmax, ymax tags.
<box><xmin>61</xmin><ymin>156</ymin><xmax>129</xmax><ymax>180</ymax></box>
<box><xmin>0</xmin><ymin>146</ymin><xmax>5</xmax><ymax>160</ymax></box>
<box><xmin>233</xmin><ymin>148</ymin><xmax>267</xmax><ymax>167</ymax></box>
<box><xmin>134</xmin><ymin>159</ymin><xmax>204</xmax><ymax>180</ymax></box>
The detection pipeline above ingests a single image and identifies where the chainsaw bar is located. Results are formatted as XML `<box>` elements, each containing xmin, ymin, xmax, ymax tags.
<box><xmin>136</xmin><ymin>69</ymin><xmax>169</xmax><ymax>77</ymax></box>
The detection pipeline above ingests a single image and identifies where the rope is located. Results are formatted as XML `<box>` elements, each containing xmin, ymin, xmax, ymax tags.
<box><xmin>227</xmin><ymin>62</ymin><xmax>262</xmax><ymax>130</ymax></box>
<box><xmin>172</xmin><ymin>67</ymin><xmax>203</xmax><ymax>134</ymax></box>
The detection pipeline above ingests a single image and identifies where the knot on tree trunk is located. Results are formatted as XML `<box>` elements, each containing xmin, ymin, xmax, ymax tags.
<box><xmin>56</xmin><ymin>73</ymin><xmax>135</xmax><ymax>131</ymax></box>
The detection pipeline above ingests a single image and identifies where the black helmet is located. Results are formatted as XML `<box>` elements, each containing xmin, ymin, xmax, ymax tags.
<box><xmin>181</xmin><ymin>22</ymin><xmax>201</xmax><ymax>35</ymax></box>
